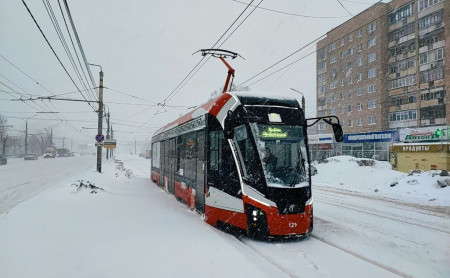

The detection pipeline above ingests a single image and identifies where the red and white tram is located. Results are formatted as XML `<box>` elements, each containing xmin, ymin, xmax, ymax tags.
<box><xmin>151</xmin><ymin>91</ymin><xmax>342</xmax><ymax>238</ymax></box>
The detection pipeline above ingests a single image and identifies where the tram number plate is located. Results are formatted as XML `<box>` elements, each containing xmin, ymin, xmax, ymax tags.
<box><xmin>288</xmin><ymin>222</ymin><xmax>297</xmax><ymax>228</ymax></box>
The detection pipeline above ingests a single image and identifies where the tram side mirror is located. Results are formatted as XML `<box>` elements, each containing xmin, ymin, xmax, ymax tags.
<box><xmin>332</xmin><ymin>123</ymin><xmax>344</xmax><ymax>142</ymax></box>
<box><xmin>224</xmin><ymin>110</ymin><xmax>235</xmax><ymax>139</ymax></box>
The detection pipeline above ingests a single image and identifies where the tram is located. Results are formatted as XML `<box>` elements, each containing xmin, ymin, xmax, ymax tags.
<box><xmin>151</xmin><ymin>91</ymin><xmax>343</xmax><ymax>238</ymax></box>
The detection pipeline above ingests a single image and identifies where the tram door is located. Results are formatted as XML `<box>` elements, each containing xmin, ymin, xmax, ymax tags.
<box><xmin>195</xmin><ymin>130</ymin><xmax>205</xmax><ymax>213</ymax></box>
<box><xmin>159</xmin><ymin>141</ymin><xmax>166</xmax><ymax>187</ymax></box>
<box><xmin>167</xmin><ymin>138</ymin><xmax>176</xmax><ymax>194</ymax></box>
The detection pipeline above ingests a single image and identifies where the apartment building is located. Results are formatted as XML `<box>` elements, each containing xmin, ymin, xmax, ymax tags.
<box><xmin>316</xmin><ymin>0</ymin><xmax>449</xmax><ymax>135</ymax></box>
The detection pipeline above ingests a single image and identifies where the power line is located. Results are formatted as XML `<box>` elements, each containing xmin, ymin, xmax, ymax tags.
<box><xmin>56</xmin><ymin>0</ymin><xmax>99</xmax><ymax>102</ymax></box>
<box><xmin>336</xmin><ymin>0</ymin><xmax>354</xmax><ymax>16</ymax></box>
<box><xmin>21</xmin><ymin>0</ymin><xmax>96</xmax><ymax>112</ymax></box>
<box><xmin>231</xmin><ymin>0</ymin><xmax>350</xmax><ymax>19</ymax></box>
<box><xmin>61</xmin><ymin>0</ymin><xmax>99</xmax><ymax>101</ymax></box>
<box><xmin>160</xmin><ymin>0</ymin><xmax>258</xmax><ymax>106</ymax></box>
<box><xmin>42</xmin><ymin>0</ymin><xmax>97</xmax><ymax>104</ymax></box>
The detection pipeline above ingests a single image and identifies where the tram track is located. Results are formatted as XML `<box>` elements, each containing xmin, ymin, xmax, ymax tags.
<box><xmin>237</xmin><ymin>234</ymin><xmax>405</xmax><ymax>278</ymax></box>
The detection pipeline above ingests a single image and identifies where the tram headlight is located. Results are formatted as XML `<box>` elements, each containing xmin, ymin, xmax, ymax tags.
<box><xmin>305</xmin><ymin>196</ymin><xmax>313</xmax><ymax>206</ymax></box>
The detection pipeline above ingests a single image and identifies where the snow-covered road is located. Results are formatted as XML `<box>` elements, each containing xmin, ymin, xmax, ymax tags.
<box><xmin>0</xmin><ymin>155</ymin><xmax>449</xmax><ymax>277</ymax></box>
<box><xmin>0</xmin><ymin>155</ymin><xmax>97</xmax><ymax>213</ymax></box>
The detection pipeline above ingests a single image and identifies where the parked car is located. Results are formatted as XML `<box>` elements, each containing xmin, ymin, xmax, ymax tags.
<box><xmin>24</xmin><ymin>153</ymin><xmax>38</xmax><ymax>160</ymax></box>
<box><xmin>0</xmin><ymin>155</ymin><xmax>7</xmax><ymax>165</ymax></box>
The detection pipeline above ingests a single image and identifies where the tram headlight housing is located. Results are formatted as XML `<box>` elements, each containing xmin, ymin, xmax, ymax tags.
<box><xmin>246</xmin><ymin>205</ymin><xmax>265</xmax><ymax>222</ymax></box>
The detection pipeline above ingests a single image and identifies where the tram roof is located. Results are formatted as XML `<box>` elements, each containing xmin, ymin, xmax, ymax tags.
<box><xmin>152</xmin><ymin>91</ymin><xmax>301</xmax><ymax>137</ymax></box>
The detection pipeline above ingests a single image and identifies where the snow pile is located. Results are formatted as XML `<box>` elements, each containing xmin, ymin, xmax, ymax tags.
<box><xmin>312</xmin><ymin>156</ymin><xmax>450</xmax><ymax>206</ymax></box>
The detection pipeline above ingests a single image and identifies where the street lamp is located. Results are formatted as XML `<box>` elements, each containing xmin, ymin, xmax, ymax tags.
<box><xmin>21</xmin><ymin>115</ymin><xmax>37</xmax><ymax>155</ymax></box>
<box><xmin>290</xmin><ymin>88</ymin><xmax>305</xmax><ymax>113</ymax></box>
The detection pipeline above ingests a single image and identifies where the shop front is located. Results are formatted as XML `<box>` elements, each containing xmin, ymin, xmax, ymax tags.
<box><xmin>308</xmin><ymin>134</ymin><xmax>336</xmax><ymax>161</ymax></box>
<box><xmin>342</xmin><ymin>130</ymin><xmax>399</xmax><ymax>161</ymax></box>
<box><xmin>390</xmin><ymin>126</ymin><xmax>449</xmax><ymax>172</ymax></box>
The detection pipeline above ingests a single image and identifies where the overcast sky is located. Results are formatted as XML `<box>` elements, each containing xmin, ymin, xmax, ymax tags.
<box><xmin>0</xmin><ymin>0</ymin><xmax>382</xmax><ymax>152</ymax></box>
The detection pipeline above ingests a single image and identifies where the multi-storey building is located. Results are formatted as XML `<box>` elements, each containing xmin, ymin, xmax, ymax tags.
<box><xmin>316</xmin><ymin>0</ymin><xmax>449</xmax><ymax>135</ymax></box>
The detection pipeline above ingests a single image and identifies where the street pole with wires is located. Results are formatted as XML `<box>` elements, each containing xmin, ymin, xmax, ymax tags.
<box><xmin>89</xmin><ymin>63</ymin><xmax>103</xmax><ymax>173</ymax></box>
<box><xmin>290</xmin><ymin>88</ymin><xmax>305</xmax><ymax>115</ymax></box>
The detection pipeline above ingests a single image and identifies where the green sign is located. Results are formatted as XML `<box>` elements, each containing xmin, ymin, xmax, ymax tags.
<box><xmin>405</xmin><ymin>129</ymin><xmax>444</xmax><ymax>141</ymax></box>
<box><xmin>261</xmin><ymin>127</ymin><xmax>288</xmax><ymax>138</ymax></box>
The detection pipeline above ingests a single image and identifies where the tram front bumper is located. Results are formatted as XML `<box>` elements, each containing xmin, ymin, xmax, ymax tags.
<box><xmin>266</xmin><ymin>204</ymin><xmax>312</xmax><ymax>236</ymax></box>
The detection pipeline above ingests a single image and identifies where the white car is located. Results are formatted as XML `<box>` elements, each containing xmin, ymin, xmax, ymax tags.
<box><xmin>310</xmin><ymin>165</ymin><xmax>318</xmax><ymax>175</ymax></box>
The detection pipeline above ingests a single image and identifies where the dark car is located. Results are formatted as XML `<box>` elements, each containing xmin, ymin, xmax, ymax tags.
<box><xmin>0</xmin><ymin>155</ymin><xmax>7</xmax><ymax>165</ymax></box>
<box><xmin>24</xmin><ymin>153</ymin><xmax>38</xmax><ymax>160</ymax></box>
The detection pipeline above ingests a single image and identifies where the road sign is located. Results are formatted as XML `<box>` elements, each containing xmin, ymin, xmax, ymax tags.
<box><xmin>95</xmin><ymin>133</ymin><xmax>105</xmax><ymax>143</ymax></box>
<box><xmin>104</xmin><ymin>139</ymin><xmax>117</xmax><ymax>149</ymax></box>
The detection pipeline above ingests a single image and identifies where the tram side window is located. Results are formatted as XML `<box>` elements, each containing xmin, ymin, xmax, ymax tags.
<box><xmin>209</xmin><ymin>130</ymin><xmax>240</xmax><ymax>197</ymax></box>
<box><xmin>177</xmin><ymin>132</ymin><xmax>197</xmax><ymax>181</ymax></box>
<box><xmin>152</xmin><ymin>142</ymin><xmax>160</xmax><ymax>169</ymax></box>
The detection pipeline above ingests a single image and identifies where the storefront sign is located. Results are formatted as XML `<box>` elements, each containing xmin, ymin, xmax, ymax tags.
<box><xmin>308</xmin><ymin>134</ymin><xmax>334</xmax><ymax>144</ymax></box>
<box><xmin>391</xmin><ymin>143</ymin><xmax>450</xmax><ymax>153</ymax></box>
<box><xmin>344</xmin><ymin>130</ymin><xmax>399</xmax><ymax>143</ymax></box>
<box><xmin>400</xmin><ymin>126</ymin><xmax>448</xmax><ymax>142</ymax></box>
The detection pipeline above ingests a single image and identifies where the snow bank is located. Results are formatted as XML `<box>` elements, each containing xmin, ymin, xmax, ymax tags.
<box><xmin>312</xmin><ymin>156</ymin><xmax>450</xmax><ymax>206</ymax></box>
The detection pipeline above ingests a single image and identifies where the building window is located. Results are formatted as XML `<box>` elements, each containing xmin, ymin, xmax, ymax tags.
<box><xmin>348</xmin><ymin>77</ymin><xmax>353</xmax><ymax>84</ymax></box>
<box><xmin>357</xmin><ymin>118</ymin><xmax>363</xmax><ymax>126</ymax></box>
<box><xmin>357</xmin><ymin>103</ymin><xmax>362</xmax><ymax>111</ymax></box>
<box><xmin>348</xmin><ymin>48</ymin><xmax>354</xmax><ymax>56</ymax></box>
<box><xmin>389</xmin><ymin>2</ymin><xmax>413</xmax><ymax>25</ymax></box>
<box><xmin>330</xmin><ymin>55</ymin><xmax>336</xmax><ymax>64</ymax></box>
<box><xmin>389</xmin><ymin>57</ymin><xmax>416</xmax><ymax>74</ymax></box>
<box><xmin>357</xmin><ymin>87</ymin><xmax>363</xmax><ymax>96</ymax></box>
<box><xmin>368</xmin><ymin>52</ymin><xmax>376</xmax><ymax>63</ymax></box>
<box><xmin>357</xmin><ymin>57</ymin><xmax>362</xmax><ymax>66</ymax></box>
<box><xmin>357</xmin><ymin>44</ymin><xmax>362</xmax><ymax>53</ymax></box>
<box><xmin>348</xmin><ymin>91</ymin><xmax>353</xmax><ymax>98</ymax></box>
<box><xmin>318</xmin><ymin>48</ymin><xmax>326</xmax><ymax>60</ymax></box>
<box><xmin>389</xmin><ymin>75</ymin><xmax>416</xmax><ymax>90</ymax></box>
<box><xmin>348</xmin><ymin>61</ymin><xmax>353</xmax><ymax>69</ymax></box>
<box><xmin>356</xmin><ymin>73</ymin><xmax>362</xmax><ymax>82</ymax></box>
<box><xmin>368</xmin><ymin>68</ymin><xmax>376</xmax><ymax>78</ymax></box>
<box><xmin>420</xmin><ymin>66</ymin><xmax>445</xmax><ymax>83</ymax></box>
<box><xmin>349</xmin><ymin>34</ymin><xmax>353</xmax><ymax>42</ymax></box>
<box><xmin>331</xmin><ymin>94</ymin><xmax>336</xmax><ymax>102</ymax></box>
<box><xmin>419</xmin><ymin>47</ymin><xmax>444</xmax><ymax>65</ymax></box>
<box><xmin>368</xmin><ymin>116</ymin><xmax>376</xmax><ymax>125</ymax></box>
<box><xmin>420</xmin><ymin>105</ymin><xmax>445</xmax><ymax>120</ymax></box>
<box><xmin>330</xmin><ymin>81</ymin><xmax>337</xmax><ymax>89</ymax></box>
<box><xmin>340</xmin><ymin>51</ymin><xmax>345</xmax><ymax>59</ymax></box>
<box><xmin>330</xmin><ymin>108</ymin><xmax>336</xmax><ymax>115</ymax></box>
<box><xmin>420</xmin><ymin>89</ymin><xmax>446</xmax><ymax>102</ymax></box>
<box><xmin>418</xmin><ymin>0</ymin><xmax>443</xmax><ymax>13</ymax></box>
<box><xmin>329</xmin><ymin>42</ymin><xmax>336</xmax><ymax>52</ymax></box>
<box><xmin>348</xmin><ymin>119</ymin><xmax>353</xmax><ymax>127</ymax></box>
<box><xmin>368</xmin><ymin>99</ymin><xmax>376</xmax><ymax>109</ymax></box>
<box><xmin>368</xmin><ymin>84</ymin><xmax>376</xmax><ymax>93</ymax></box>
<box><xmin>318</xmin><ymin>122</ymin><xmax>326</xmax><ymax>131</ymax></box>
<box><xmin>340</xmin><ymin>79</ymin><xmax>345</xmax><ymax>86</ymax></box>
<box><xmin>419</xmin><ymin>30</ymin><xmax>444</xmax><ymax>48</ymax></box>
<box><xmin>348</xmin><ymin>105</ymin><xmax>353</xmax><ymax>112</ymax></box>
<box><xmin>368</xmin><ymin>21</ymin><xmax>376</xmax><ymax>33</ymax></box>
<box><xmin>419</xmin><ymin>10</ymin><xmax>444</xmax><ymax>29</ymax></box>
<box><xmin>368</xmin><ymin>37</ymin><xmax>377</xmax><ymax>48</ymax></box>
<box><xmin>389</xmin><ymin>39</ymin><xmax>415</xmax><ymax>57</ymax></box>
<box><xmin>389</xmin><ymin>110</ymin><xmax>417</xmax><ymax>122</ymax></box>
<box><xmin>357</xmin><ymin>29</ymin><xmax>362</xmax><ymax>38</ymax></box>
<box><xmin>318</xmin><ymin>61</ymin><xmax>327</xmax><ymax>70</ymax></box>
<box><xmin>340</xmin><ymin>38</ymin><xmax>345</xmax><ymax>46</ymax></box>
<box><xmin>340</xmin><ymin>107</ymin><xmax>345</xmax><ymax>114</ymax></box>
<box><xmin>318</xmin><ymin>86</ymin><xmax>326</xmax><ymax>94</ymax></box>
<box><xmin>388</xmin><ymin>22</ymin><xmax>415</xmax><ymax>42</ymax></box>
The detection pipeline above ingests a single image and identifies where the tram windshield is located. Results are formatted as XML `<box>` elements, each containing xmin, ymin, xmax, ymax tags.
<box><xmin>234</xmin><ymin>123</ymin><xmax>308</xmax><ymax>189</ymax></box>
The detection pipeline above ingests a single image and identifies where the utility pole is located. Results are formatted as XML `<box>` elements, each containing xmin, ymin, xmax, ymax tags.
<box><xmin>89</xmin><ymin>63</ymin><xmax>104</xmax><ymax>173</ymax></box>
<box><xmin>111</xmin><ymin>125</ymin><xmax>113</xmax><ymax>157</ymax></box>
<box><xmin>134</xmin><ymin>138</ymin><xmax>136</xmax><ymax>155</ymax></box>
<box><xmin>25</xmin><ymin>120</ymin><xmax>28</xmax><ymax>155</ymax></box>
<box><xmin>97</xmin><ymin>70</ymin><xmax>104</xmax><ymax>172</ymax></box>
<box><xmin>106</xmin><ymin>111</ymin><xmax>110</xmax><ymax>160</ymax></box>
